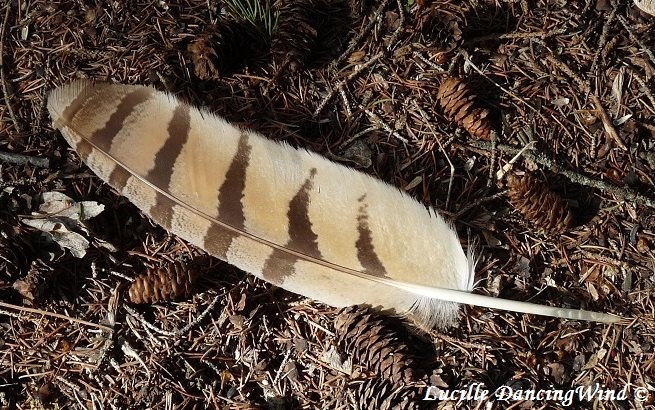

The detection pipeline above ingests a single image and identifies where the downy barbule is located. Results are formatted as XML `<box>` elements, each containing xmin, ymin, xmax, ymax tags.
<box><xmin>47</xmin><ymin>80</ymin><xmax>620</xmax><ymax>328</ymax></box>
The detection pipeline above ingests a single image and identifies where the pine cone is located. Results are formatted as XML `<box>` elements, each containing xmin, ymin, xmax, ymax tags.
<box><xmin>0</xmin><ymin>220</ymin><xmax>29</xmax><ymax>283</ymax></box>
<box><xmin>335</xmin><ymin>306</ymin><xmax>417</xmax><ymax>385</ymax></box>
<box><xmin>188</xmin><ymin>33</ymin><xmax>220</xmax><ymax>80</ymax></box>
<box><xmin>507</xmin><ymin>173</ymin><xmax>574</xmax><ymax>234</ymax></box>
<box><xmin>0</xmin><ymin>237</ymin><xmax>22</xmax><ymax>282</ymax></box>
<box><xmin>12</xmin><ymin>261</ymin><xmax>50</xmax><ymax>304</ymax></box>
<box><xmin>436</xmin><ymin>76</ymin><xmax>493</xmax><ymax>140</ymax></box>
<box><xmin>354</xmin><ymin>378</ymin><xmax>420</xmax><ymax>410</ymax></box>
<box><xmin>414</xmin><ymin>5</ymin><xmax>462</xmax><ymax>52</ymax></box>
<box><xmin>127</xmin><ymin>262</ymin><xmax>198</xmax><ymax>304</ymax></box>
<box><xmin>272</xmin><ymin>0</ymin><xmax>318</xmax><ymax>72</ymax></box>
<box><xmin>188</xmin><ymin>20</ymin><xmax>252</xmax><ymax>79</ymax></box>
<box><xmin>347</xmin><ymin>0</ymin><xmax>368</xmax><ymax>17</ymax></box>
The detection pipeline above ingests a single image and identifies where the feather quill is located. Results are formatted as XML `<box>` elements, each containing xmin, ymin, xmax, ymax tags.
<box><xmin>47</xmin><ymin>80</ymin><xmax>620</xmax><ymax>328</ymax></box>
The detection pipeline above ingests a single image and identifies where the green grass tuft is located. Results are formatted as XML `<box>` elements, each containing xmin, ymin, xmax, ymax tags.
<box><xmin>225</xmin><ymin>0</ymin><xmax>279</xmax><ymax>39</ymax></box>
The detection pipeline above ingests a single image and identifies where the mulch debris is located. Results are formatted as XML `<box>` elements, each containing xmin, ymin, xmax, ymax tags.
<box><xmin>0</xmin><ymin>0</ymin><xmax>654</xmax><ymax>408</ymax></box>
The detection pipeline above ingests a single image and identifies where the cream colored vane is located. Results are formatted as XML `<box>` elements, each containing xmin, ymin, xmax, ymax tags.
<box><xmin>47</xmin><ymin>80</ymin><xmax>620</xmax><ymax>328</ymax></box>
<box><xmin>635</xmin><ymin>0</ymin><xmax>655</xmax><ymax>16</ymax></box>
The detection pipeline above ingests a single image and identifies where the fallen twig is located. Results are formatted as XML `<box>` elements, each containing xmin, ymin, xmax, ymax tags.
<box><xmin>601</xmin><ymin>35</ymin><xmax>620</xmax><ymax>64</ymax></box>
<box><xmin>465</xmin><ymin>27</ymin><xmax>567</xmax><ymax>45</ymax></box>
<box><xmin>386</xmin><ymin>0</ymin><xmax>405</xmax><ymax>50</ymax></box>
<box><xmin>360</xmin><ymin>105</ymin><xmax>408</xmax><ymax>144</ymax></box>
<box><xmin>413</xmin><ymin>101</ymin><xmax>454</xmax><ymax>210</ymax></box>
<box><xmin>467</xmin><ymin>140</ymin><xmax>655</xmax><ymax>209</ymax></box>
<box><xmin>615</xmin><ymin>13</ymin><xmax>655</xmax><ymax>67</ymax></box>
<box><xmin>0</xmin><ymin>3</ymin><xmax>21</xmax><ymax>133</ymax></box>
<box><xmin>631</xmin><ymin>69</ymin><xmax>655</xmax><ymax>114</ymax></box>
<box><xmin>590</xmin><ymin>8</ymin><xmax>616</xmax><ymax>75</ymax></box>
<box><xmin>338</xmin><ymin>83</ymin><xmax>352</xmax><ymax>118</ymax></box>
<box><xmin>0</xmin><ymin>301</ymin><xmax>113</xmax><ymax>332</ymax></box>
<box><xmin>328</xmin><ymin>0</ymin><xmax>391</xmax><ymax>71</ymax></box>
<box><xmin>0</xmin><ymin>150</ymin><xmax>50</xmax><ymax>167</ymax></box>
<box><xmin>124</xmin><ymin>293</ymin><xmax>222</xmax><ymax>337</ymax></box>
<box><xmin>451</xmin><ymin>191</ymin><xmax>507</xmax><ymax>220</ymax></box>
<box><xmin>314</xmin><ymin>52</ymin><xmax>383</xmax><ymax>117</ymax></box>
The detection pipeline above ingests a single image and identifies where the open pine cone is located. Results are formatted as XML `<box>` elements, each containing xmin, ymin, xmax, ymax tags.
<box><xmin>347</xmin><ymin>0</ymin><xmax>369</xmax><ymax>17</ymax></box>
<box><xmin>188</xmin><ymin>20</ymin><xmax>253</xmax><ymax>80</ymax></box>
<box><xmin>0</xmin><ymin>226</ymin><xmax>25</xmax><ymax>282</ymax></box>
<box><xmin>353</xmin><ymin>378</ymin><xmax>420</xmax><ymax>410</ymax></box>
<box><xmin>436</xmin><ymin>76</ymin><xmax>494</xmax><ymax>140</ymax></box>
<box><xmin>272</xmin><ymin>0</ymin><xmax>318</xmax><ymax>72</ymax></box>
<box><xmin>507</xmin><ymin>173</ymin><xmax>574</xmax><ymax>234</ymax></box>
<box><xmin>127</xmin><ymin>262</ymin><xmax>198</xmax><ymax>304</ymax></box>
<box><xmin>335</xmin><ymin>306</ymin><xmax>417</xmax><ymax>385</ymax></box>
<box><xmin>414</xmin><ymin>4</ymin><xmax>462</xmax><ymax>53</ymax></box>
<box><xmin>188</xmin><ymin>33</ymin><xmax>220</xmax><ymax>80</ymax></box>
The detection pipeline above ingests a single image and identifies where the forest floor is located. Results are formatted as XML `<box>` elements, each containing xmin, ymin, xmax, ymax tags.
<box><xmin>0</xmin><ymin>0</ymin><xmax>654</xmax><ymax>409</ymax></box>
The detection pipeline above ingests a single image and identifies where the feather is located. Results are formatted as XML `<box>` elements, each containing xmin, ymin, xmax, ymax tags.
<box><xmin>46</xmin><ymin>80</ymin><xmax>620</xmax><ymax>328</ymax></box>
<box><xmin>634</xmin><ymin>0</ymin><xmax>655</xmax><ymax>16</ymax></box>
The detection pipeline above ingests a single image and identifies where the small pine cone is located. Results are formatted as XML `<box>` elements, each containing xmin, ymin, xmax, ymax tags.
<box><xmin>128</xmin><ymin>262</ymin><xmax>197</xmax><ymax>304</ymax></box>
<box><xmin>335</xmin><ymin>306</ymin><xmax>416</xmax><ymax>385</ymax></box>
<box><xmin>436</xmin><ymin>76</ymin><xmax>493</xmax><ymax>140</ymax></box>
<box><xmin>414</xmin><ymin>5</ymin><xmax>462</xmax><ymax>52</ymax></box>
<box><xmin>272</xmin><ymin>0</ymin><xmax>318</xmax><ymax>72</ymax></box>
<box><xmin>188</xmin><ymin>34</ymin><xmax>220</xmax><ymax>80</ymax></box>
<box><xmin>0</xmin><ymin>238</ymin><xmax>22</xmax><ymax>282</ymax></box>
<box><xmin>188</xmin><ymin>20</ymin><xmax>251</xmax><ymax>79</ymax></box>
<box><xmin>507</xmin><ymin>173</ymin><xmax>574</xmax><ymax>234</ymax></box>
<box><xmin>348</xmin><ymin>0</ymin><xmax>369</xmax><ymax>17</ymax></box>
<box><xmin>12</xmin><ymin>261</ymin><xmax>50</xmax><ymax>304</ymax></box>
<box><xmin>0</xmin><ymin>221</ymin><xmax>29</xmax><ymax>283</ymax></box>
<box><xmin>354</xmin><ymin>378</ymin><xmax>420</xmax><ymax>410</ymax></box>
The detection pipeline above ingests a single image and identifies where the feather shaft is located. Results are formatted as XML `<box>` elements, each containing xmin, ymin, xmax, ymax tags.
<box><xmin>363</xmin><ymin>275</ymin><xmax>621</xmax><ymax>323</ymax></box>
